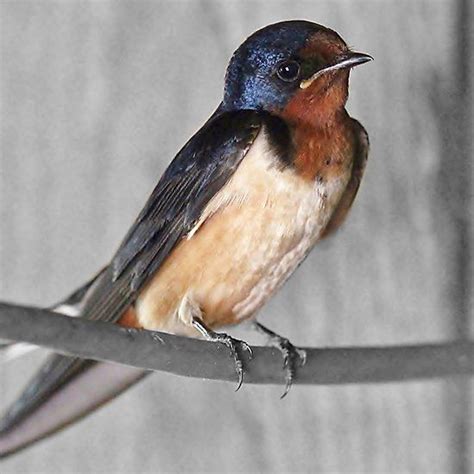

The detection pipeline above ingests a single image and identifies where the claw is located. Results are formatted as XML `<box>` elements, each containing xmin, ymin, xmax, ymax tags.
<box><xmin>254</xmin><ymin>322</ymin><xmax>305</xmax><ymax>398</ymax></box>
<box><xmin>213</xmin><ymin>333</ymin><xmax>247</xmax><ymax>391</ymax></box>
<box><xmin>192</xmin><ymin>317</ymin><xmax>251</xmax><ymax>391</ymax></box>
<box><xmin>279</xmin><ymin>340</ymin><xmax>306</xmax><ymax>399</ymax></box>
<box><xmin>240</xmin><ymin>340</ymin><xmax>254</xmax><ymax>359</ymax></box>
<box><xmin>296</xmin><ymin>347</ymin><xmax>307</xmax><ymax>367</ymax></box>
<box><xmin>281</xmin><ymin>377</ymin><xmax>292</xmax><ymax>400</ymax></box>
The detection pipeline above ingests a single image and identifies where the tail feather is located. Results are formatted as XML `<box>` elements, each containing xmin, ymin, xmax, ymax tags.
<box><xmin>0</xmin><ymin>269</ymin><xmax>104</xmax><ymax>365</ymax></box>
<box><xmin>0</xmin><ymin>342</ymin><xmax>40</xmax><ymax>364</ymax></box>
<box><xmin>0</xmin><ymin>267</ymin><xmax>150</xmax><ymax>458</ymax></box>
<box><xmin>0</xmin><ymin>363</ymin><xmax>149</xmax><ymax>458</ymax></box>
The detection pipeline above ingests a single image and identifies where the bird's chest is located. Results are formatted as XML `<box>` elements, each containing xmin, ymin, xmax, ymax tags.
<box><xmin>190</xmin><ymin>130</ymin><xmax>354</xmax><ymax>322</ymax></box>
<box><xmin>228</xmin><ymin>180</ymin><xmax>339</xmax><ymax>320</ymax></box>
<box><xmin>136</xmin><ymin>128</ymin><xmax>354</xmax><ymax>331</ymax></box>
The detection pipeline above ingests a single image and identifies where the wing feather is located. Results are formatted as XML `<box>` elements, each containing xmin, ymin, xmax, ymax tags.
<box><xmin>0</xmin><ymin>109</ymin><xmax>262</xmax><ymax>436</ymax></box>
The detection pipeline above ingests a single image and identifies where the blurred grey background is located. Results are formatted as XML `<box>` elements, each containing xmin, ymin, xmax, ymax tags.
<box><xmin>0</xmin><ymin>0</ymin><xmax>472</xmax><ymax>473</ymax></box>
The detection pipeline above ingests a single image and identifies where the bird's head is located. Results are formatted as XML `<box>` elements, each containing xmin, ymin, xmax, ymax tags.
<box><xmin>222</xmin><ymin>20</ymin><xmax>372</xmax><ymax>125</ymax></box>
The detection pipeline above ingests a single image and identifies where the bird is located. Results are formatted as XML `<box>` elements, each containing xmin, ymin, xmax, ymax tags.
<box><xmin>0</xmin><ymin>20</ymin><xmax>371</xmax><ymax>457</ymax></box>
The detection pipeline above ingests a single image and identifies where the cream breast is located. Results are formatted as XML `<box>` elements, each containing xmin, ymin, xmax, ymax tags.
<box><xmin>135</xmin><ymin>127</ymin><xmax>352</xmax><ymax>333</ymax></box>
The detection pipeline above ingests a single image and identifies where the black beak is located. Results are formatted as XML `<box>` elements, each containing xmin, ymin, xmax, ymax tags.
<box><xmin>334</xmin><ymin>51</ymin><xmax>374</xmax><ymax>69</ymax></box>
<box><xmin>300</xmin><ymin>51</ymin><xmax>373</xmax><ymax>89</ymax></box>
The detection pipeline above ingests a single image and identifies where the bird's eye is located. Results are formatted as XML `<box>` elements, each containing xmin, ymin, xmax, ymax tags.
<box><xmin>276</xmin><ymin>60</ymin><xmax>301</xmax><ymax>82</ymax></box>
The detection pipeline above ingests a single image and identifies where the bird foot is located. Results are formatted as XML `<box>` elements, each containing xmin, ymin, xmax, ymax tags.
<box><xmin>192</xmin><ymin>317</ymin><xmax>252</xmax><ymax>391</ymax></box>
<box><xmin>275</xmin><ymin>337</ymin><xmax>306</xmax><ymax>398</ymax></box>
<box><xmin>254</xmin><ymin>322</ymin><xmax>306</xmax><ymax>398</ymax></box>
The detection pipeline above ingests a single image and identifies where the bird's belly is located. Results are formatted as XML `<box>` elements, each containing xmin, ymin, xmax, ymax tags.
<box><xmin>135</xmin><ymin>133</ymin><xmax>351</xmax><ymax>335</ymax></box>
<box><xmin>135</xmin><ymin>177</ymin><xmax>349</xmax><ymax>336</ymax></box>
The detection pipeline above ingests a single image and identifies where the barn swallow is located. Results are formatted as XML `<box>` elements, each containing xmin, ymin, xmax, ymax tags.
<box><xmin>0</xmin><ymin>20</ymin><xmax>371</xmax><ymax>456</ymax></box>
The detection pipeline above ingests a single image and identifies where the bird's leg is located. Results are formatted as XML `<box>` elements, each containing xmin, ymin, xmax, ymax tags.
<box><xmin>192</xmin><ymin>317</ymin><xmax>253</xmax><ymax>391</ymax></box>
<box><xmin>253</xmin><ymin>322</ymin><xmax>306</xmax><ymax>398</ymax></box>
<box><xmin>177</xmin><ymin>294</ymin><xmax>252</xmax><ymax>391</ymax></box>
